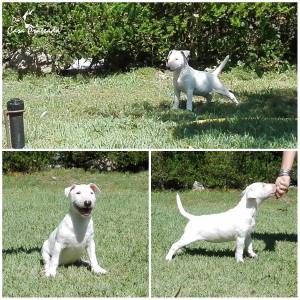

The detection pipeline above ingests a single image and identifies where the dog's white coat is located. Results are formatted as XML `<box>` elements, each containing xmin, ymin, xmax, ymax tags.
<box><xmin>166</xmin><ymin>182</ymin><xmax>276</xmax><ymax>262</ymax></box>
<box><xmin>166</xmin><ymin>50</ymin><xmax>239</xmax><ymax>111</ymax></box>
<box><xmin>41</xmin><ymin>183</ymin><xmax>107</xmax><ymax>277</ymax></box>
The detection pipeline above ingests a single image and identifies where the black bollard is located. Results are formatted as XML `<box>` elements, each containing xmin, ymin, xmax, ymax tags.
<box><xmin>7</xmin><ymin>98</ymin><xmax>25</xmax><ymax>149</ymax></box>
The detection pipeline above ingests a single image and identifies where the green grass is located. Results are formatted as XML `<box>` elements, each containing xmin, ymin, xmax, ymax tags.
<box><xmin>3</xmin><ymin>67</ymin><xmax>297</xmax><ymax>148</ymax></box>
<box><xmin>151</xmin><ymin>189</ymin><xmax>297</xmax><ymax>297</ymax></box>
<box><xmin>3</xmin><ymin>169</ymin><xmax>148</xmax><ymax>297</ymax></box>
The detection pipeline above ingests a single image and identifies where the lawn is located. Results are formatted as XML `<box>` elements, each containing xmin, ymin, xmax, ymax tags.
<box><xmin>151</xmin><ymin>189</ymin><xmax>297</xmax><ymax>297</ymax></box>
<box><xmin>3</xmin><ymin>169</ymin><xmax>148</xmax><ymax>297</ymax></box>
<box><xmin>2</xmin><ymin>67</ymin><xmax>297</xmax><ymax>149</ymax></box>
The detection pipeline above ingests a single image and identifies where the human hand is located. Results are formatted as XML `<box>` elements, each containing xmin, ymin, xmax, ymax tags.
<box><xmin>275</xmin><ymin>176</ymin><xmax>290</xmax><ymax>198</ymax></box>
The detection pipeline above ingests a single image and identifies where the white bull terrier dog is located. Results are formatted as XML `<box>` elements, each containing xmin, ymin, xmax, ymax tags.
<box><xmin>166</xmin><ymin>182</ymin><xmax>276</xmax><ymax>263</ymax></box>
<box><xmin>166</xmin><ymin>50</ymin><xmax>239</xmax><ymax>111</ymax></box>
<box><xmin>42</xmin><ymin>183</ymin><xmax>107</xmax><ymax>277</ymax></box>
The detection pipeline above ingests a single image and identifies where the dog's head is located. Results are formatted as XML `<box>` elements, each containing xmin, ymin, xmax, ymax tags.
<box><xmin>166</xmin><ymin>50</ymin><xmax>190</xmax><ymax>71</ymax></box>
<box><xmin>242</xmin><ymin>182</ymin><xmax>276</xmax><ymax>206</ymax></box>
<box><xmin>65</xmin><ymin>183</ymin><xmax>100</xmax><ymax>217</ymax></box>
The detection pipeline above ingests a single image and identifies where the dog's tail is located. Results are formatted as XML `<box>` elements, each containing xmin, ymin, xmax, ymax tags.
<box><xmin>212</xmin><ymin>55</ymin><xmax>229</xmax><ymax>76</ymax></box>
<box><xmin>176</xmin><ymin>193</ymin><xmax>194</xmax><ymax>220</ymax></box>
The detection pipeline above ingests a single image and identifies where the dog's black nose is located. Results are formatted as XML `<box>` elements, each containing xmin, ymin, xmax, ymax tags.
<box><xmin>84</xmin><ymin>200</ymin><xmax>92</xmax><ymax>207</ymax></box>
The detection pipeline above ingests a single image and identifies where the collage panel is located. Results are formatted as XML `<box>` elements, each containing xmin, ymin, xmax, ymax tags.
<box><xmin>2</xmin><ymin>2</ymin><xmax>297</xmax><ymax>149</ymax></box>
<box><xmin>2</xmin><ymin>151</ymin><xmax>149</xmax><ymax>297</ymax></box>
<box><xmin>1</xmin><ymin>0</ymin><xmax>298</xmax><ymax>299</ymax></box>
<box><xmin>151</xmin><ymin>151</ymin><xmax>297</xmax><ymax>297</ymax></box>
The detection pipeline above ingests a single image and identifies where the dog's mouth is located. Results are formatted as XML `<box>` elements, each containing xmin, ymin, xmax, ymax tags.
<box><xmin>73</xmin><ymin>203</ymin><xmax>92</xmax><ymax>216</ymax></box>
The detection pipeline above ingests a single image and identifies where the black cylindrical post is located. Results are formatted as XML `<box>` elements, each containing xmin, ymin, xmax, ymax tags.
<box><xmin>7</xmin><ymin>98</ymin><xmax>25</xmax><ymax>149</ymax></box>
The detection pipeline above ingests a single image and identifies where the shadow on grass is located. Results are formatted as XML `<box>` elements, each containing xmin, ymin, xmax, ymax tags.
<box><xmin>131</xmin><ymin>88</ymin><xmax>297</xmax><ymax>145</ymax></box>
<box><xmin>3</xmin><ymin>246</ymin><xmax>41</xmax><ymax>256</ymax></box>
<box><xmin>61</xmin><ymin>259</ymin><xmax>92</xmax><ymax>270</ymax></box>
<box><xmin>253</xmin><ymin>232</ymin><xmax>297</xmax><ymax>251</ymax></box>
<box><xmin>184</xmin><ymin>247</ymin><xmax>235</xmax><ymax>258</ymax></box>
<box><xmin>159</xmin><ymin>91</ymin><xmax>295</xmax><ymax>121</ymax></box>
<box><xmin>3</xmin><ymin>246</ymin><xmax>92</xmax><ymax>270</ymax></box>
<box><xmin>179</xmin><ymin>232</ymin><xmax>297</xmax><ymax>258</ymax></box>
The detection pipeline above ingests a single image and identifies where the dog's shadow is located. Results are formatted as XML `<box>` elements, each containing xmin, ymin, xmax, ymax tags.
<box><xmin>180</xmin><ymin>232</ymin><xmax>297</xmax><ymax>258</ymax></box>
<box><xmin>60</xmin><ymin>259</ymin><xmax>92</xmax><ymax>270</ymax></box>
<box><xmin>3</xmin><ymin>246</ymin><xmax>41</xmax><ymax>256</ymax></box>
<box><xmin>2</xmin><ymin>246</ymin><xmax>92</xmax><ymax>270</ymax></box>
<box><xmin>183</xmin><ymin>247</ymin><xmax>235</xmax><ymax>258</ymax></box>
<box><xmin>253</xmin><ymin>232</ymin><xmax>297</xmax><ymax>251</ymax></box>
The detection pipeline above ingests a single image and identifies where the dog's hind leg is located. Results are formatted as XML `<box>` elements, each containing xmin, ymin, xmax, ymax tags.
<box><xmin>215</xmin><ymin>84</ymin><xmax>239</xmax><ymax>105</ymax></box>
<box><xmin>166</xmin><ymin>233</ymin><xmax>199</xmax><ymax>261</ymax></box>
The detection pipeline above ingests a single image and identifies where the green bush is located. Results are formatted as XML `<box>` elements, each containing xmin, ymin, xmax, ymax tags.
<box><xmin>3</xmin><ymin>3</ymin><xmax>296</xmax><ymax>72</ymax></box>
<box><xmin>151</xmin><ymin>152</ymin><xmax>297</xmax><ymax>190</ymax></box>
<box><xmin>3</xmin><ymin>151</ymin><xmax>148</xmax><ymax>173</ymax></box>
<box><xmin>2</xmin><ymin>152</ymin><xmax>53</xmax><ymax>173</ymax></box>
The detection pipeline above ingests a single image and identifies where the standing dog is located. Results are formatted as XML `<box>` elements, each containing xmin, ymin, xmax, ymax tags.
<box><xmin>42</xmin><ymin>183</ymin><xmax>107</xmax><ymax>277</ymax></box>
<box><xmin>166</xmin><ymin>50</ymin><xmax>239</xmax><ymax>111</ymax></box>
<box><xmin>166</xmin><ymin>182</ymin><xmax>276</xmax><ymax>262</ymax></box>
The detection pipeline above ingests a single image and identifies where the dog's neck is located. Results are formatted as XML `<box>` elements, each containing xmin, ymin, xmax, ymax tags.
<box><xmin>68</xmin><ymin>207</ymin><xmax>92</xmax><ymax>242</ymax></box>
<box><xmin>173</xmin><ymin>64</ymin><xmax>190</xmax><ymax>78</ymax></box>
<box><xmin>235</xmin><ymin>195</ymin><xmax>259</xmax><ymax>217</ymax></box>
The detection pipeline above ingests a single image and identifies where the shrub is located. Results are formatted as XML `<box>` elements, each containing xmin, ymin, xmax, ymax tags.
<box><xmin>2</xmin><ymin>152</ymin><xmax>53</xmax><ymax>173</ymax></box>
<box><xmin>2</xmin><ymin>3</ymin><xmax>296</xmax><ymax>73</ymax></box>
<box><xmin>3</xmin><ymin>151</ymin><xmax>148</xmax><ymax>173</ymax></box>
<box><xmin>151</xmin><ymin>152</ymin><xmax>297</xmax><ymax>190</ymax></box>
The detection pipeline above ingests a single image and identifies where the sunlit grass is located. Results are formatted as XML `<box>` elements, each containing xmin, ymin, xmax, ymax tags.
<box><xmin>3</xmin><ymin>67</ymin><xmax>297</xmax><ymax>148</ymax></box>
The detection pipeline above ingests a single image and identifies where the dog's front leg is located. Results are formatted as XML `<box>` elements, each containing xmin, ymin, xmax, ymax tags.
<box><xmin>245</xmin><ymin>235</ymin><xmax>257</xmax><ymax>258</ymax></box>
<box><xmin>235</xmin><ymin>236</ymin><xmax>245</xmax><ymax>263</ymax></box>
<box><xmin>86</xmin><ymin>239</ymin><xmax>107</xmax><ymax>274</ymax></box>
<box><xmin>172</xmin><ymin>88</ymin><xmax>180</xmax><ymax>109</ymax></box>
<box><xmin>186</xmin><ymin>89</ymin><xmax>193</xmax><ymax>111</ymax></box>
<box><xmin>45</xmin><ymin>242</ymin><xmax>62</xmax><ymax>277</ymax></box>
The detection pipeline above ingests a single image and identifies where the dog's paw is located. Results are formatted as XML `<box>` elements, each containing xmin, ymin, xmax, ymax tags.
<box><xmin>165</xmin><ymin>254</ymin><xmax>173</xmax><ymax>262</ymax></box>
<box><xmin>45</xmin><ymin>269</ymin><xmax>56</xmax><ymax>277</ymax></box>
<box><xmin>92</xmin><ymin>266</ymin><xmax>108</xmax><ymax>274</ymax></box>
<box><xmin>248</xmin><ymin>252</ymin><xmax>257</xmax><ymax>258</ymax></box>
<box><xmin>235</xmin><ymin>257</ymin><xmax>244</xmax><ymax>263</ymax></box>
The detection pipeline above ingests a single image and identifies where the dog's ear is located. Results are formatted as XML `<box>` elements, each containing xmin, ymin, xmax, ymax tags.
<box><xmin>245</xmin><ymin>187</ymin><xmax>258</xmax><ymax>199</ymax></box>
<box><xmin>89</xmin><ymin>183</ymin><xmax>101</xmax><ymax>193</ymax></box>
<box><xmin>167</xmin><ymin>50</ymin><xmax>173</xmax><ymax>59</ymax></box>
<box><xmin>181</xmin><ymin>50</ymin><xmax>190</xmax><ymax>65</ymax></box>
<box><xmin>65</xmin><ymin>184</ymin><xmax>76</xmax><ymax>197</ymax></box>
<box><xmin>182</xmin><ymin>50</ymin><xmax>190</xmax><ymax>59</ymax></box>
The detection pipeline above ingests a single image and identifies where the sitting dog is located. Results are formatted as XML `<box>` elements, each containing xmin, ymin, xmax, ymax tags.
<box><xmin>166</xmin><ymin>50</ymin><xmax>239</xmax><ymax>111</ymax></box>
<box><xmin>166</xmin><ymin>182</ymin><xmax>275</xmax><ymax>262</ymax></box>
<box><xmin>42</xmin><ymin>183</ymin><xmax>107</xmax><ymax>277</ymax></box>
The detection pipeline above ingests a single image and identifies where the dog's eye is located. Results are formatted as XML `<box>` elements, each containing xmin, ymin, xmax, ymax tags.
<box><xmin>76</xmin><ymin>191</ymin><xmax>81</xmax><ymax>195</ymax></box>
<box><xmin>90</xmin><ymin>191</ymin><xmax>94</xmax><ymax>194</ymax></box>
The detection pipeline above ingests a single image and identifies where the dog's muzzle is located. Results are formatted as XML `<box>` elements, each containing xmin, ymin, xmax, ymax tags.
<box><xmin>74</xmin><ymin>203</ymin><xmax>93</xmax><ymax>216</ymax></box>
